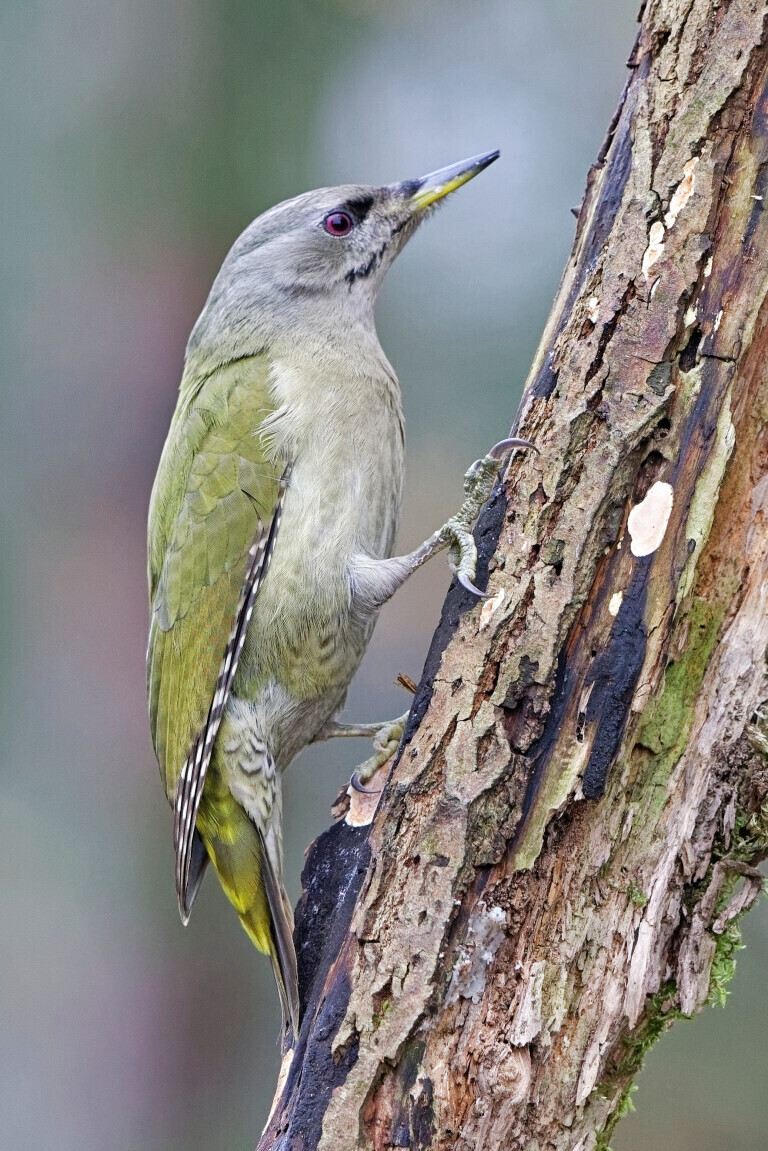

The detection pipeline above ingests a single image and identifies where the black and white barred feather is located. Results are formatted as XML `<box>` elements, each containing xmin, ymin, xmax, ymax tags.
<box><xmin>173</xmin><ymin>462</ymin><xmax>292</xmax><ymax>921</ymax></box>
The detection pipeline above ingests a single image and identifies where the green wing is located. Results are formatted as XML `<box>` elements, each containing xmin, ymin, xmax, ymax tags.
<box><xmin>174</xmin><ymin>464</ymin><xmax>291</xmax><ymax>918</ymax></box>
<box><xmin>147</xmin><ymin>354</ymin><xmax>281</xmax><ymax>801</ymax></box>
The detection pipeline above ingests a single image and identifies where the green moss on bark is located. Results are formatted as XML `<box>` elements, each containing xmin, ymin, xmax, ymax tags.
<box><xmin>595</xmin><ymin>1083</ymin><xmax>638</xmax><ymax>1151</ymax></box>
<box><xmin>614</xmin><ymin>982</ymin><xmax>686</xmax><ymax>1079</ymax></box>
<box><xmin>634</xmin><ymin>599</ymin><xmax>724</xmax><ymax>815</ymax></box>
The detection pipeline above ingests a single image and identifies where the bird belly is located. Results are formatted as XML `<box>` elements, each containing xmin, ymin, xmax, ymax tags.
<box><xmin>234</xmin><ymin>415</ymin><xmax>404</xmax><ymax>764</ymax></box>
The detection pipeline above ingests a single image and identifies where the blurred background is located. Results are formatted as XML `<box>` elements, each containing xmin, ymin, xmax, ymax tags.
<box><xmin>1</xmin><ymin>1</ymin><xmax>766</xmax><ymax>1148</ymax></box>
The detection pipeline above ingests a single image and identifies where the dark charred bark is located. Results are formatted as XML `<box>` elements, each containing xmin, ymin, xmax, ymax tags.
<box><xmin>259</xmin><ymin>3</ymin><xmax>768</xmax><ymax>1148</ymax></box>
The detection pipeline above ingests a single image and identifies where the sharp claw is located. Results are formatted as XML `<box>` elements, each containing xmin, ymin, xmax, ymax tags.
<box><xmin>488</xmin><ymin>436</ymin><xmax>539</xmax><ymax>459</ymax></box>
<box><xmin>350</xmin><ymin>771</ymin><xmax>383</xmax><ymax>795</ymax></box>
<box><xmin>458</xmin><ymin>571</ymin><xmax>488</xmax><ymax>598</ymax></box>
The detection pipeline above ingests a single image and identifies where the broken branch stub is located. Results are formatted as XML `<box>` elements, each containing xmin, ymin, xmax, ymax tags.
<box><xmin>259</xmin><ymin>3</ymin><xmax>768</xmax><ymax>1149</ymax></box>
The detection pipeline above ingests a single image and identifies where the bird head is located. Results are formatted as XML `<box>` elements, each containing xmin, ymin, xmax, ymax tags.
<box><xmin>187</xmin><ymin>151</ymin><xmax>500</xmax><ymax>367</ymax></box>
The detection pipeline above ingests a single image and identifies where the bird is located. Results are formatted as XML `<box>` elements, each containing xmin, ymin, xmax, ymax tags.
<box><xmin>146</xmin><ymin>150</ymin><xmax>534</xmax><ymax>1038</ymax></box>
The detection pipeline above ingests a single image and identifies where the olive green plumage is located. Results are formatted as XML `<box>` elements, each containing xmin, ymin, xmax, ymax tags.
<box><xmin>147</xmin><ymin>151</ymin><xmax>504</xmax><ymax>1039</ymax></box>
<box><xmin>148</xmin><ymin>355</ymin><xmax>294</xmax><ymax>1008</ymax></box>
<box><xmin>149</xmin><ymin>357</ymin><xmax>280</xmax><ymax>784</ymax></box>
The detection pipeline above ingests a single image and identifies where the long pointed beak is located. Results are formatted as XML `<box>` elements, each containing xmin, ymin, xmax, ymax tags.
<box><xmin>402</xmin><ymin>150</ymin><xmax>500</xmax><ymax>211</ymax></box>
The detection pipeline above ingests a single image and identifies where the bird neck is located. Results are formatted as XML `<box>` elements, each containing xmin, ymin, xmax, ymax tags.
<box><xmin>264</xmin><ymin>332</ymin><xmax>402</xmax><ymax>462</ymax></box>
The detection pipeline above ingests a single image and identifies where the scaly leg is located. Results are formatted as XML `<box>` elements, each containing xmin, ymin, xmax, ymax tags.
<box><xmin>315</xmin><ymin>719</ymin><xmax>400</xmax><ymax>741</ymax></box>
<box><xmin>339</xmin><ymin>437</ymin><xmax>535</xmax><ymax>794</ymax></box>
<box><xmin>350</xmin><ymin>438</ymin><xmax>536</xmax><ymax>611</ymax></box>
<box><xmin>315</xmin><ymin>712</ymin><xmax>410</xmax><ymax>789</ymax></box>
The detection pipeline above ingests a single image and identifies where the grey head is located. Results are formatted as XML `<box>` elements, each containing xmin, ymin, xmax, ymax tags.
<box><xmin>186</xmin><ymin>150</ymin><xmax>499</xmax><ymax>372</ymax></box>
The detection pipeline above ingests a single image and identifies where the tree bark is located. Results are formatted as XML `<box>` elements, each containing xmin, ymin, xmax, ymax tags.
<box><xmin>260</xmin><ymin>3</ymin><xmax>768</xmax><ymax>1148</ymax></box>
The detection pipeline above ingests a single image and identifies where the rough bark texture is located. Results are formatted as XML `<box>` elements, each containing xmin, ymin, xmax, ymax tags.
<box><xmin>260</xmin><ymin>3</ymin><xmax>768</xmax><ymax>1148</ymax></box>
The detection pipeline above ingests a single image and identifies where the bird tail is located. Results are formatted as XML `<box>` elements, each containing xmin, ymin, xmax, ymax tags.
<box><xmin>198</xmin><ymin>790</ymin><xmax>299</xmax><ymax>1038</ymax></box>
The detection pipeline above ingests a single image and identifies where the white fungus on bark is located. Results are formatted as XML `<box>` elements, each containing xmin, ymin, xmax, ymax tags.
<box><xmin>447</xmin><ymin>903</ymin><xmax>507</xmax><ymax>1004</ymax></box>
<box><xmin>664</xmin><ymin>156</ymin><xmax>698</xmax><ymax>228</ymax></box>
<box><xmin>641</xmin><ymin>221</ymin><xmax>666</xmax><ymax>279</ymax></box>
<box><xmin>480</xmin><ymin>586</ymin><xmax>506</xmax><ymax>630</ymax></box>
<box><xmin>627</xmin><ymin>482</ymin><xmax>674</xmax><ymax>557</ymax></box>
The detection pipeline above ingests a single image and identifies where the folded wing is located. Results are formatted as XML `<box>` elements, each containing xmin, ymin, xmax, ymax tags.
<box><xmin>147</xmin><ymin>354</ymin><xmax>282</xmax><ymax>875</ymax></box>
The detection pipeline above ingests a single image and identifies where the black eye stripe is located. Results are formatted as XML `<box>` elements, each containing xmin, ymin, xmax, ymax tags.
<box><xmin>320</xmin><ymin>195</ymin><xmax>374</xmax><ymax>235</ymax></box>
<box><xmin>341</xmin><ymin>194</ymin><xmax>374</xmax><ymax>221</ymax></box>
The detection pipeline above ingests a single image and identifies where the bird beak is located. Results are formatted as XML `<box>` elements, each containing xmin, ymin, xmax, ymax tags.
<box><xmin>402</xmin><ymin>150</ymin><xmax>500</xmax><ymax>211</ymax></box>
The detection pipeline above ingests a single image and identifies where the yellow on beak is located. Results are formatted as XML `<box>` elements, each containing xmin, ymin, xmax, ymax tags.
<box><xmin>407</xmin><ymin>149</ymin><xmax>500</xmax><ymax>211</ymax></box>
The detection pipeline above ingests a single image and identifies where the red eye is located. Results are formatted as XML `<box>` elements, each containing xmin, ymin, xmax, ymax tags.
<box><xmin>324</xmin><ymin>211</ymin><xmax>353</xmax><ymax>236</ymax></box>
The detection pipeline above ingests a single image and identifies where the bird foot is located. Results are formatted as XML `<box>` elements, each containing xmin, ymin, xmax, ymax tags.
<box><xmin>350</xmin><ymin>712</ymin><xmax>409</xmax><ymax>791</ymax></box>
<box><xmin>331</xmin><ymin>712</ymin><xmax>409</xmax><ymax>826</ymax></box>
<box><xmin>438</xmin><ymin>437</ymin><xmax>537</xmax><ymax>597</ymax></box>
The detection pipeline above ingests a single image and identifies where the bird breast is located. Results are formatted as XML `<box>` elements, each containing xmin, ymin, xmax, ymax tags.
<box><xmin>239</xmin><ymin>352</ymin><xmax>405</xmax><ymax>699</ymax></box>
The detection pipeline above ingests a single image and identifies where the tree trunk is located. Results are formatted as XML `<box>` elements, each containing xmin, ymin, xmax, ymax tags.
<box><xmin>260</xmin><ymin>3</ymin><xmax>768</xmax><ymax>1148</ymax></box>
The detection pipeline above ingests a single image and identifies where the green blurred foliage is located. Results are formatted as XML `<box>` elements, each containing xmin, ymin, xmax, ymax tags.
<box><xmin>0</xmin><ymin>1</ymin><xmax>765</xmax><ymax>1147</ymax></box>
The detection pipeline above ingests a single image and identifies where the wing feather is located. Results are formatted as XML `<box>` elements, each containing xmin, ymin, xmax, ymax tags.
<box><xmin>147</xmin><ymin>353</ymin><xmax>282</xmax><ymax>807</ymax></box>
<box><xmin>174</xmin><ymin>465</ymin><xmax>291</xmax><ymax>919</ymax></box>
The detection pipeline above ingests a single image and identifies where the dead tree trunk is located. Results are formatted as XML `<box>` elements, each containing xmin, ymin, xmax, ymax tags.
<box><xmin>260</xmin><ymin>3</ymin><xmax>768</xmax><ymax>1148</ymax></box>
